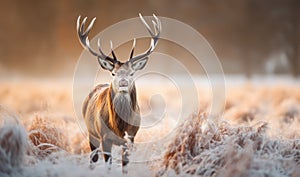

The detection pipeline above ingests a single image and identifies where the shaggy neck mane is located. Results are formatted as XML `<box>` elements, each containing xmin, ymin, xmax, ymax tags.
<box><xmin>107</xmin><ymin>85</ymin><xmax>137</xmax><ymax>136</ymax></box>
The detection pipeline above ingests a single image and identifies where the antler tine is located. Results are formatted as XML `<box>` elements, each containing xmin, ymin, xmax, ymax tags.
<box><xmin>152</xmin><ymin>20</ymin><xmax>158</xmax><ymax>34</ymax></box>
<box><xmin>153</xmin><ymin>14</ymin><xmax>161</xmax><ymax>33</ymax></box>
<box><xmin>77</xmin><ymin>16</ymin><xmax>117</xmax><ymax>63</ymax></box>
<box><xmin>77</xmin><ymin>16</ymin><xmax>99</xmax><ymax>57</ymax></box>
<box><xmin>138</xmin><ymin>13</ymin><xmax>154</xmax><ymax>36</ymax></box>
<box><xmin>85</xmin><ymin>17</ymin><xmax>96</xmax><ymax>36</ymax></box>
<box><xmin>110</xmin><ymin>40</ymin><xmax>117</xmax><ymax>60</ymax></box>
<box><xmin>97</xmin><ymin>39</ymin><xmax>116</xmax><ymax>63</ymax></box>
<box><xmin>129</xmin><ymin>14</ymin><xmax>161</xmax><ymax>63</ymax></box>
<box><xmin>97</xmin><ymin>38</ymin><xmax>104</xmax><ymax>57</ymax></box>
<box><xmin>130</xmin><ymin>38</ymin><xmax>136</xmax><ymax>59</ymax></box>
<box><xmin>76</xmin><ymin>16</ymin><xmax>81</xmax><ymax>33</ymax></box>
<box><xmin>80</xmin><ymin>17</ymin><xmax>88</xmax><ymax>34</ymax></box>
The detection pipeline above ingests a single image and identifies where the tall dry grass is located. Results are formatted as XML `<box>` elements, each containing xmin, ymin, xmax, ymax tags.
<box><xmin>0</xmin><ymin>80</ymin><xmax>299</xmax><ymax>176</ymax></box>
<box><xmin>159</xmin><ymin>112</ymin><xmax>300</xmax><ymax>176</ymax></box>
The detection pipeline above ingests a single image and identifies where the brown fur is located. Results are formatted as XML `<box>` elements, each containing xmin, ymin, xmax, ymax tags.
<box><xmin>82</xmin><ymin>83</ymin><xmax>140</xmax><ymax>165</ymax></box>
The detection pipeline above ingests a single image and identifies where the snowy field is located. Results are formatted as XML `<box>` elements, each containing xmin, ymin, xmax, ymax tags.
<box><xmin>0</xmin><ymin>76</ymin><xmax>299</xmax><ymax>176</ymax></box>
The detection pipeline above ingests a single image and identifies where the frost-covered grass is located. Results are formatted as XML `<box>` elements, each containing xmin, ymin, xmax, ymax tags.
<box><xmin>160</xmin><ymin>113</ymin><xmax>300</xmax><ymax>176</ymax></box>
<box><xmin>0</xmin><ymin>78</ymin><xmax>299</xmax><ymax>176</ymax></box>
<box><xmin>0</xmin><ymin>106</ymin><xmax>152</xmax><ymax>177</ymax></box>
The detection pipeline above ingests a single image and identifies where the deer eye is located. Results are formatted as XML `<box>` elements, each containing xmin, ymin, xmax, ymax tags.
<box><xmin>111</xmin><ymin>73</ymin><xmax>115</xmax><ymax>76</ymax></box>
<box><xmin>130</xmin><ymin>73</ymin><xmax>134</xmax><ymax>76</ymax></box>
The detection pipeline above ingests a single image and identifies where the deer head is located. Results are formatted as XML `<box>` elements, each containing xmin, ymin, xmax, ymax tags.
<box><xmin>77</xmin><ymin>14</ymin><xmax>161</xmax><ymax>93</ymax></box>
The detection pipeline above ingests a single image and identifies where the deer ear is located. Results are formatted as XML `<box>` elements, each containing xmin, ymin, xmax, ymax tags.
<box><xmin>98</xmin><ymin>58</ymin><xmax>114</xmax><ymax>71</ymax></box>
<box><xmin>132</xmin><ymin>57</ymin><xmax>148</xmax><ymax>71</ymax></box>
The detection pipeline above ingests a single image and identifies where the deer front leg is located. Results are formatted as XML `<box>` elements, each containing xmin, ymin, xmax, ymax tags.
<box><xmin>89</xmin><ymin>134</ymin><xmax>100</xmax><ymax>163</ymax></box>
<box><xmin>121</xmin><ymin>136</ymin><xmax>135</xmax><ymax>173</ymax></box>
<box><xmin>122</xmin><ymin>145</ymin><xmax>129</xmax><ymax>166</ymax></box>
<box><xmin>102</xmin><ymin>141</ymin><xmax>112</xmax><ymax>164</ymax></box>
<box><xmin>122</xmin><ymin>132</ymin><xmax>134</xmax><ymax>169</ymax></box>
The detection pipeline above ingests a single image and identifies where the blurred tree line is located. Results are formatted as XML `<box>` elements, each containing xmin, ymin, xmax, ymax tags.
<box><xmin>0</xmin><ymin>0</ymin><xmax>299</xmax><ymax>77</ymax></box>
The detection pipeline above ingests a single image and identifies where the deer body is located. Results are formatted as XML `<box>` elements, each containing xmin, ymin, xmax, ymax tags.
<box><xmin>82</xmin><ymin>82</ymin><xmax>140</xmax><ymax>165</ymax></box>
<box><xmin>76</xmin><ymin>14</ymin><xmax>161</xmax><ymax>167</ymax></box>
<box><xmin>83</xmin><ymin>84</ymin><xmax>140</xmax><ymax>140</ymax></box>
<box><xmin>81</xmin><ymin>62</ymin><xmax>142</xmax><ymax>166</ymax></box>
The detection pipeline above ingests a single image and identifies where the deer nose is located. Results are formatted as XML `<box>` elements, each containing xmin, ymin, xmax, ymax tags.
<box><xmin>119</xmin><ymin>79</ymin><xmax>128</xmax><ymax>87</ymax></box>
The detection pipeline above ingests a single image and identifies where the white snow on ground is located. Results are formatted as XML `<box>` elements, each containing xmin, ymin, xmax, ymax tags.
<box><xmin>0</xmin><ymin>75</ymin><xmax>299</xmax><ymax>176</ymax></box>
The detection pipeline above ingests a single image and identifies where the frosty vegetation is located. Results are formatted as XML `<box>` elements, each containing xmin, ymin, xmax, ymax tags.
<box><xmin>0</xmin><ymin>80</ymin><xmax>299</xmax><ymax>176</ymax></box>
<box><xmin>160</xmin><ymin>113</ymin><xmax>299</xmax><ymax>176</ymax></box>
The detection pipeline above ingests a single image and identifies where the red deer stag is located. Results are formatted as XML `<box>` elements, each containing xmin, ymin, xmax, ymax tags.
<box><xmin>76</xmin><ymin>14</ymin><xmax>161</xmax><ymax>167</ymax></box>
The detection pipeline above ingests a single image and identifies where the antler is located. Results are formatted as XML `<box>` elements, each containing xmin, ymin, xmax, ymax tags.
<box><xmin>129</xmin><ymin>13</ymin><xmax>161</xmax><ymax>63</ymax></box>
<box><xmin>76</xmin><ymin>16</ymin><xmax>117</xmax><ymax>64</ymax></box>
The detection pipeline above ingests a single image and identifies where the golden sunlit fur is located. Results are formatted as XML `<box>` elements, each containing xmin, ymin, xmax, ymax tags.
<box><xmin>83</xmin><ymin>83</ymin><xmax>140</xmax><ymax>165</ymax></box>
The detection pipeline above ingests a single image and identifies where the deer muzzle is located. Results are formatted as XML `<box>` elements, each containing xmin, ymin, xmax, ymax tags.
<box><xmin>119</xmin><ymin>79</ymin><xmax>129</xmax><ymax>87</ymax></box>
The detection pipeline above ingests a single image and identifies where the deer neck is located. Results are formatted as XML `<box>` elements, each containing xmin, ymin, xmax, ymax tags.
<box><xmin>107</xmin><ymin>84</ymin><xmax>137</xmax><ymax>134</ymax></box>
<box><xmin>109</xmin><ymin>83</ymin><xmax>137</xmax><ymax>108</ymax></box>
